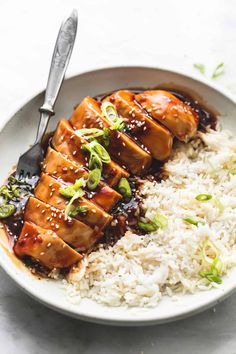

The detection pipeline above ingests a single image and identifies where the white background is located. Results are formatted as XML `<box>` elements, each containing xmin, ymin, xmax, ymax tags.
<box><xmin>1</xmin><ymin>0</ymin><xmax>236</xmax><ymax>353</ymax></box>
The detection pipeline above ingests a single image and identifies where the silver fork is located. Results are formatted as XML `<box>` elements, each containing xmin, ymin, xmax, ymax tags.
<box><xmin>15</xmin><ymin>9</ymin><xmax>78</xmax><ymax>181</ymax></box>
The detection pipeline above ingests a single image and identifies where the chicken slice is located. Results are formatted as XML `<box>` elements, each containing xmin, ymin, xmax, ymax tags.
<box><xmin>135</xmin><ymin>90</ymin><xmax>199</xmax><ymax>142</ymax></box>
<box><xmin>43</xmin><ymin>147</ymin><xmax>87</xmax><ymax>183</ymax></box>
<box><xmin>14</xmin><ymin>222</ymin><xmax>82</xmax><ymax>269</ymax></box>
<box><xmin>25</xmin><ymin>197</ymin><xmax>100</xmax><ymax>251</ymax></box>
<box><xmin>105</xmin><ymin>90</ymin><xmax>173</xmax><ymax>160</ymax></box>
<box><xmin>70</xmin><ymin>96</ymin><xmax>152</xmax><ymax>174</ymax></box>
<box><xmin>43</xmin><ymin>147</ymin><xmax>122</xmax><ymax>211</ymax></box>
<box><xmin>34</xmin><ymin>173</ymin><xmax>112</xmax><ymax>230</ymax></box>
<box><xmin>52</xmin><ymin>119</ymin><xmax>129</xmax><ymax>186</ymax></box>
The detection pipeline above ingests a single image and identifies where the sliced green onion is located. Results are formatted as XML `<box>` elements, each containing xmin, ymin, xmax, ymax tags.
<box><xmin>152</xmin><ymin>214</ymin><xmax>168</xmax><ymax>229</ymax></box>
<box><xmin>101</xmin><ymin>102</ymin><xmax>126</xmax><ymax>131</ymax></box>
<box><xmin>211</xmin><ymin>62</ymin><xmax>224</xmax><ymax>80</ymax></box>
<box><xmin>0</xmin><ymin>204</ymin><xmax>15</xmax><ymax>219</ymax></box>
<box><xmin>213</xmin><ymin>198</ymin><xmax>224</xmax><ymax>215</ymax></box>
<box><xmin>89</xmin><ymin>152</ymin><xmax>103</xmax><ymax>170</ymax></box>
<box><xmin>76</xmin><ymin>128</ymin><xmax>104</xmax><ymax>140</ymax></box>
<box><xmin>183</xmin><ymin>218</ymin><xmax>205</xmax><ymax>227</ymax></box>
<box><xmin>102</xmin><ymin>128</ymin><xmax>110</xmax><ymax>148</ymax></box>
<box><xmin>199</xmin><ymin>271</ymin><xmax>222</xmax><ymax>284</ymax></box>
<box><xmin>65</xmin><ymin>189</ymin><xmax>85</xmax><ymax>217</ymax></box>
<box><xmin>101</xmin><ymin>102</ymin><xmax>118</xmax><ymax>121</ymax></box>
<box><xmin>11</xmin><ymin>185</ymin><xmax>21</xmax><ymax>198</ymax></box>
<box><xmin>193</xmin><ymin>63</ymin><xmax>205</xmax><ymax>75</ymax></box>
<box><xmin>59</xmin><ymin>186</ymin><xmax>76</xmax><ymax>198</ymax></box>
<box><xmin>87</xmin><ymin>169</ymin><xmax>101</xmax><ymax>190</ymax></box>
<box><xmin>195</xmin><ymin>194</ymin><xmax>212</xmax><ymax>201</ymax></box>
<box><xmin>137</xmin><ymin>221</ymin><xmax>157</xmax><ymax>232</ymax></box>
<box><xmin>82</xmin><ymin>141</ymin><xmax>111</xmax><ymax>169</ymax></box>
<box><xmin>73</xmin><ymin>178</ymin><xmax>86</xmax><ymax>189</ymax></box>
<box><xmin>0</xmin><ymin>186</ymin><xmax>13</xmax><ymax>201</ymax></box>
<box><xmin>201</xmin><ymin>240</ymin><xmax>219</xmax><ymax>266</ymax></box>
<box><xmin>68</xmin><ymin>205</ymin><xmax>88</xmax><ymax>217</ymax></box>
<box><xmin>199</xmin><ymin>240</ymin><xmax>223</xmax><ymax>284</ymax></box>
<box><xmin>92</xmin><ymin>141</ymin><xmax>111</xmax><ymax>163</ymax></box>
<box><xmin>117</xmin><ymin>178</ymin><xmax>132</xmax><ymax>198</ymax></box>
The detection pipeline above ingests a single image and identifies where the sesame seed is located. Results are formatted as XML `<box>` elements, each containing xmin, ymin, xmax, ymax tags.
<box><xmin>40</xmin><ymin>252</ymin><xmax>45</xmax><ymax>256</ymax></box>
<box><xmin>131</xmin><ymin>113</ymin><xmax>135</xmax><ymax>118</ymax></box>
<box><xmin>36</xmin><ymin>204</ymin><xmax>40</xmax><ymax>208</ymax></box>
<box><xmin>24</xmin><ymin>233</ymin><xmax>29</xmax><ymax>237</ymax></box>
<box><xmin>51</xmin><ymin>188</ymin><xmax>55</xmax><ymax>192</ymax></box>
<box><xmin>70</xmin><ymin>166</ymin><xmax>74</xmax><ymax>170</ymax></box>
<box><xmin>122</xmin><ymin>142</ymin><xmax>126</xmax><ymax>147</ymax></box>
<box><xmin>49</xmin><ymin>183</ymin><xmax>53</xmax><ymax>187</ymax></box>
<box><xmin>53</xmin><ymin>234</ymin><xmax>57</xmax><ymax>239</ymax></box>
<box><xmin>147</xmin><ymin>108</ymin><xmax>152</xmax><ymax>113</ymax></box>
<box><xmin>57</xmin><ymin>200</ymin><xmax>62</xmax><ymax>204</ymax></box>
<box><xmin>50</xmin><ymin>192</ymin><xmax>53</xmax><ymax>197</ymax></box>
<box><xmin>91</xmin><ymin>209</ymin><xmax>96</xmax><ymax>213</ymax></box>
<box><xmin>47</xmin><ymin>243</ymin><xmax>51</xmax><ymax>248</ymax></box>
<box><xmin>75</xmin><ymin>168</ymin><xmax>80</xmax><ymax>173</ymax></box>
<box><xmin>53</xmin><ymin>170</ymin><xmax>57</xmax><ymax>174</ymax></box>
<box><xmin>43</xmin><ymin>164</ymin><xmax>46</xmax><ymax>169</ymax></box>
<box><xmin>46</xmin><ymin>204</ymin><xmax>50</xmax><ymax>208</ymax></box>
<box><xmin>51</xmin><ymin>223</ymin><xmax>55</xmax><ymax>227</ymax></box>
<box><xmin>62</xmin><ymin>244</ymin><xmax>66</xmax><ymax>248</ymax></box>
<box><xmin>70</xmin><ymin>135</ymin><xmax>75</xmax><ymax>139</ymax></box>
<box><xmin>60</xmin><ymin>136</ymin><xmax>64</xmax><ymax>141</ymax></box>
<box><xmin>41</xmin><ymin>209</ymin><xmax>45</xmax><ymax>214</ymax></box>
<box><xmin>72</xmin><ymin>150</ymin><xmax>77</xmax><ymax>156</ymax></box>
<box><xmin>55</xmin><ymin>224</ymin><xmax>59</xmax><ymax>230</ymax></box>
<box><xmin>62</xmin><ymin>167</ymin><xmax>68</xmax><ymax>172</ymax></box>
<box><xmin>46</xmin><ymin>217</ymin><xmax>50</xmax><ymax>221</ymax></box>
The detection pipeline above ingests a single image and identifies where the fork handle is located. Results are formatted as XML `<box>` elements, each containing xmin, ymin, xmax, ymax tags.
<box><xmin>36</xmin><ymin>9</ymin><xmax>78</xmax><ymax>143</ymax></box>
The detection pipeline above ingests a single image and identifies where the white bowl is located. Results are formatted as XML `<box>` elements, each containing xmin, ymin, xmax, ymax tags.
<box><xmin>0</xmin><ymin>66</ymin><xmax>236</xmax><ymax>326</ymax></box>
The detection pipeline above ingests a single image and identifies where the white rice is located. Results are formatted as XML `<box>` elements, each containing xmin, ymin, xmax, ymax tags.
<box><xmin>66</xmin><ymin>128</ymin><xmax>236</xmax><ymax>307</ymax></box>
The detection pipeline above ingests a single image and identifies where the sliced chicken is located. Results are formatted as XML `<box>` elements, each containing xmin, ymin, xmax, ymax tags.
<box><xmin>25</xmin><ymin>197</ymin><xmax>100</xmax><ymax>251</ymax></box>
<box><xmin>52</xmin><ymin>119</ymin><xmax>129</xmax><ymax>186</ymax></box>
<box><xmin>70</xmin><ymin>96</ymin><xmax>152</xmax><ymax>174</ymax></box>
<box><xmin>43</xmin><ymin>147</ymin><xmax>122</xmax><ymax>211</ymax></box>
<box><xmin>43</xmin><ymin>147</ymin><xmax>87</xmax><ymax>183</ymax></box>
<box><xmin>135</xmin><ymin>90</ymin><xmax>199</xmax><ymax>142</ymax></box>
<box><xmin>105</xmin><ymin>90</ymin><xmax>173</xmax><ymax>160</ymax></box>
<box><xmin>14</xmin><ymin>222</ymin><xmax>82</xmax><ymax>269</ymax></box>
<box><xmin>34</xmin><ymin>173</ymin><xmax>112</xmax><ymax>230</ymax></box>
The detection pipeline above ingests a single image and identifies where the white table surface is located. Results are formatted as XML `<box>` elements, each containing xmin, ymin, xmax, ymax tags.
<box><xmin>1</xmin><ymin>0</ymin><xmax>236</xmax><ymax>353</ymax></box>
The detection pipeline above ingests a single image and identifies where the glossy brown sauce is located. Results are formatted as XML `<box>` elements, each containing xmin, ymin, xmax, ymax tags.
<box><xmin>2</xmin><ymin>88</ymin><xmax>217</xmax><ymax>273</ymax></box>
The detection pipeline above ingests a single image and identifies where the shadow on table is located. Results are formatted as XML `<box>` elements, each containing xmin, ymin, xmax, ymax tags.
<box><xmin>1</xmin><ymin>267</ymin><xmax>235</xmax><ymax>354</ymax></box>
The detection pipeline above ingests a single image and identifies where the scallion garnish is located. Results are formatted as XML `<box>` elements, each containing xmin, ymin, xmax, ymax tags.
<box><xmin>101</xmin><ymin>102</ymin><xmax>126</xmax><ymax>131</ymax></box>
<box><xmin>213</xmin><ymin>198</ymin><xmax>224</xmax><ymax>215</ymax></box>
<box><xmin>137</xmin><ymin>221</ymin><xmax>158</xmax><ymax>232</ymax></box>
<box><xmin>0</xmin><ymin>204</ymin><xmax>15</xmax><ymax>219</ymax></box>
<box><xmin>76</xmin><ymin>128</ymin><xmax>105</xmax><ymax>140</ymax></box>
<box><xmin>59</xmin><ymin>186</ymin><xmax>76</xmax><ymax>198</ymax></box>
<box><xmin>87</xmin><ymin>169</ymin><xmax>101</xmax><ymax>190</ymax></box>
<box><xmin>102</xmin><ymin>128</ymin><xmax>110</xmax><ymax>148</ymax></box>
<box><xmin>152</xmin><ymin>214</ymin><xmax>168</xmax><ymax>229</ymax></box>
<box><xmin>183</xmin><ymin>218</ymin><xmax>205</xmax><ymax>227</ymax></box>
<box><xmin>211</xmin><ymin>62</ymin><xmax>224</xmax><ymax>80</ymax></box>
<box><xmin>199</xmin><ymin>241</ymin><xmax>223</xmax><ymax>284</ymax></box>
<box><xmin>68</xmin><ymin>205</ymin><xmax>88</xmax><ymax>217</ymax></box>
<box><xmin>117</xmin><ymin>178</ymin><xmax>132</xmax><ymax>198</ymax></box>
<box><xmin>82</xmin><ymin>140</ymin><xmax>111</xmax><ymax>170</ymax></box>
<box><xmin>59</xmin><ymin>178</ymin><xmax>86</xmax><ymax>217</ymax></box>
<box><xmin>195</xmin><ymin>194</ymin><xmax>212</xmax><ymax>201</ymax></box>
<box><xmin>193</xmin><ymin>63</ymin><xmax>205</xmax><ymax>75</ymax></box>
